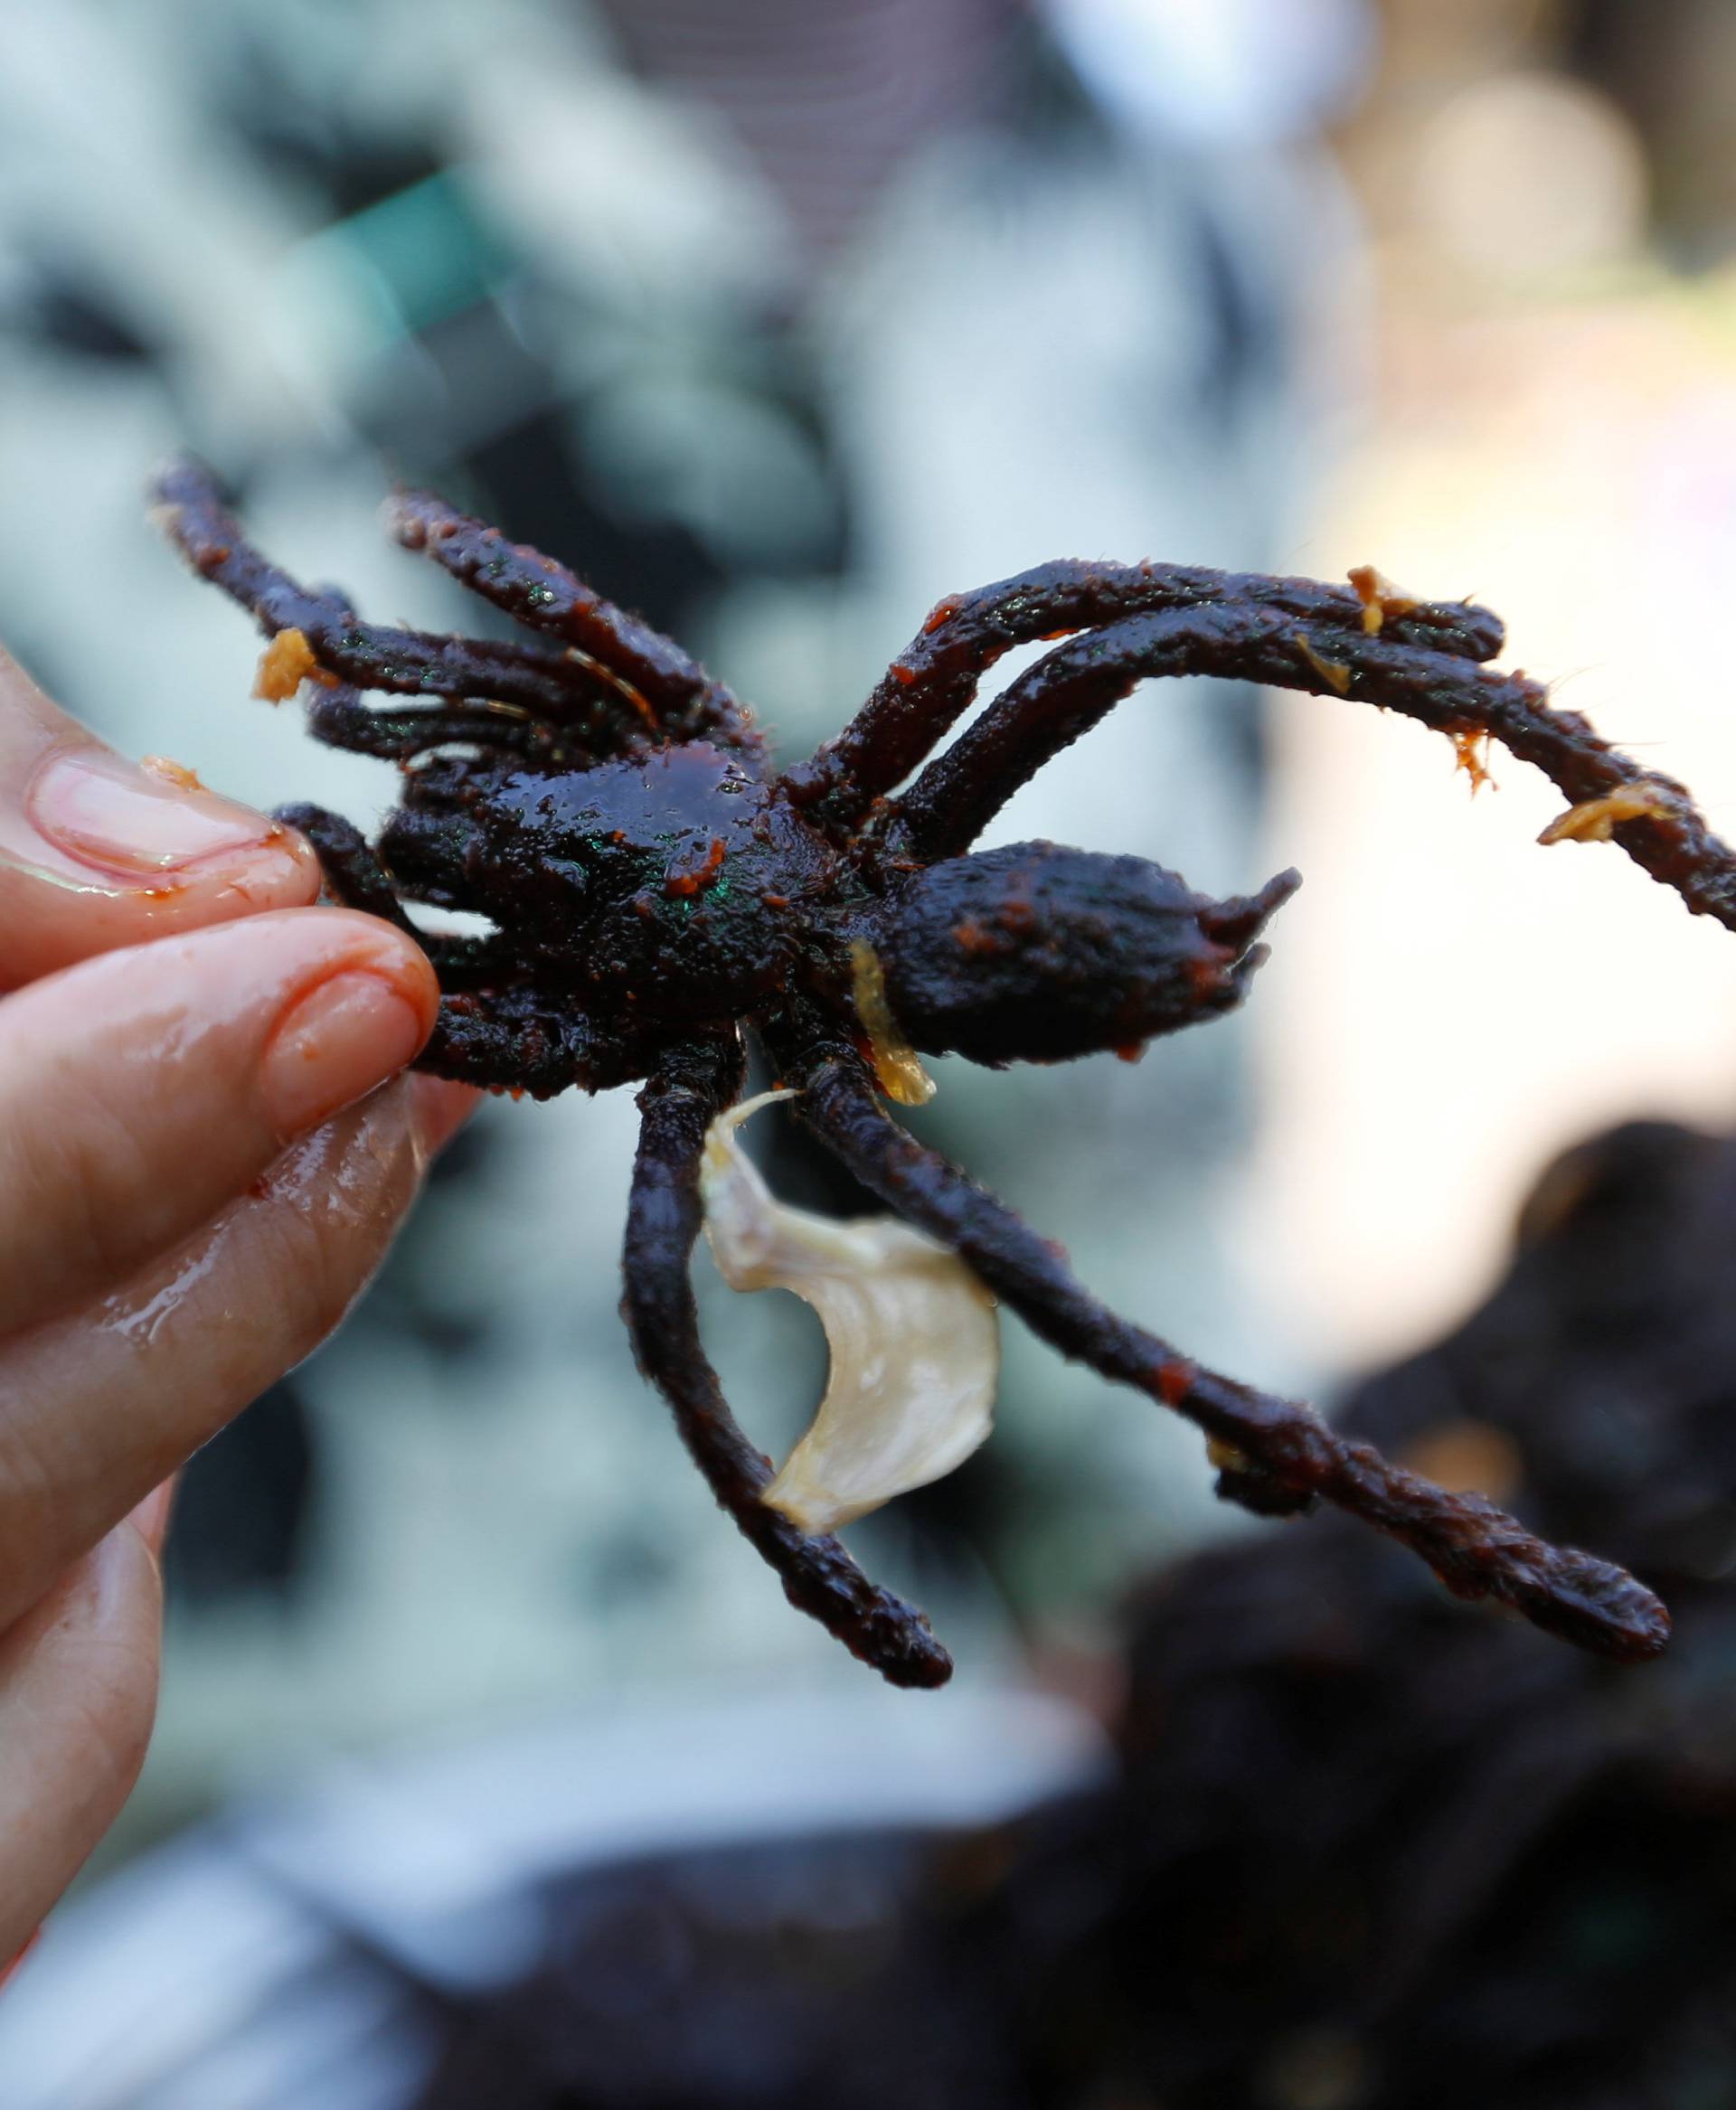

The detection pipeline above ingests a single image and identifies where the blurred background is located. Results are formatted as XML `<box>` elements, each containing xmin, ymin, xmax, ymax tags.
<box><xmin>2</xmin><ymin>0</ymin><xmax>1735</xmax><ymax>2101</ymax></box>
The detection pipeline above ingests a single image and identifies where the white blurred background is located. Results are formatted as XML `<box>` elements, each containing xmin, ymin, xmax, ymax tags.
<box><xmin>1253</xmin><ymin>0</ymin><xmax>1736</xmax><ymax>1365</ymax></box>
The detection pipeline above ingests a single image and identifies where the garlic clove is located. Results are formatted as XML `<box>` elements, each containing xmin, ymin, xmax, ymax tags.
<box><xmin>701</xmin><ymin>1091</ymin><xmax>999</xmax><ymax>1538</ymax></box>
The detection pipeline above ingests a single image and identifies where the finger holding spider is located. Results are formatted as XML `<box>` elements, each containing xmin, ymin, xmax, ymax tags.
<box><xmin>152</xmin><ymin>457</ymin><xmax>1720</xmax><ymax>1684</ymax></box>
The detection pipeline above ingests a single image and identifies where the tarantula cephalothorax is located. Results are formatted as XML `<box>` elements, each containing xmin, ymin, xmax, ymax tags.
<box><xmin>155</xmin><ymin>459</ymin><xmax>1725</xmax><ymax>1687</ymax></box>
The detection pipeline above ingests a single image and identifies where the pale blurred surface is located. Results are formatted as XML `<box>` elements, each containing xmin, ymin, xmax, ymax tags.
<box><xmin>0</xmin><ymin>1688</ymin><xmax>1108</xmax><ymax>2109</ymax></box>
<box><xmin>1245</xmin><ymin>0</ymin><xmax>1736</xmax><ymax>1371</ymax></box>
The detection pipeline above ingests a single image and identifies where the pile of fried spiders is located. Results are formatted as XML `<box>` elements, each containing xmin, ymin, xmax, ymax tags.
<box><xmin>154</xmin><ymin>459</ymin><xmax>1727</xmax><ymax>1689</ymax></box>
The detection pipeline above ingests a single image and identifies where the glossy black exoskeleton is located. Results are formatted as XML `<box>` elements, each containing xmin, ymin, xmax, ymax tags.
<box><xmin>154</xmin><ymin>461</ymin><xmax>1673</xmax><ymax>1690</ymax></box>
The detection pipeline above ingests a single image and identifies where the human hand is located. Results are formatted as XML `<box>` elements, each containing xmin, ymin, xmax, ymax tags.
<box><xmin>0</xmin><ymin>643</ymin><xmax>469</xmax><ymax>1962</ymax></box>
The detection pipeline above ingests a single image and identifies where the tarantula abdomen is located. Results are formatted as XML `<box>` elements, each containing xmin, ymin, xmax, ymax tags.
<box><xmin>866</xmin><ymin>843</ymin><xmax>1298</xmax><ymax>1066</ymax></box>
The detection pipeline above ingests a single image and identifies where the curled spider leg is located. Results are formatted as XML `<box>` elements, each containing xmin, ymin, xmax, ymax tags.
<box><xmin>281</xmin><ymin>799</ymin><xmax>656</xmax><ymax>1088</ymax></box>
<box><xmin>385</xmin><ymin>489</ymin><xmax>768</xmax><ymax>770</ymax></box>
<box><xmin>151</xmin><ymin>459</ymin><xmax>648</xmax><ymax>740</ymax></box>
<box><xmin>884</xmin><ymin>603</ymin><xmax>1736</xmax><ymax>930</ymax></box>
<box><xmin>275</xmin><ymin>801</ymin><xmax>514</xmax><ymax>992</ymax></box>
<box><xmin>621</xmin><ymin>1034</ymin><xmax>954</xmax><ymax>1687</ymax></box>
<box><xmin>782</xmin><ymin>559</ymin><xmax>1506</xmax><ymax>828</ymax></box>
<box><xmin>298</xmin><ymin>683</ymin><xmax>580</xmax><ymax>769</ymax></box>
<box><xmin>278</xmin><ymin>802</ymin><xmax>645</xmax><ymax>1095</ymax></box>
<box><xmin>889</xmin><ymin>601</ymin><xmax>1316</xmax><ymax>861</ymax></box>
<box><xmin>769</xmin><ymin>1016</ymin><xmax>1670</xmax><ymax>1666</ymax></box>
<box><xmin>424</xmin><ymin>986</ymin><xmax>659</xmax><ymax>1097</ymax></box>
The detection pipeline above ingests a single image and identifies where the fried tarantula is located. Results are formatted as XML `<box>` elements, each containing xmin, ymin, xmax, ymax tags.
<box><xmin>156</xmin><ymin>459</ymin><xmax>1729</xmax><ymax>1687</ymax></box>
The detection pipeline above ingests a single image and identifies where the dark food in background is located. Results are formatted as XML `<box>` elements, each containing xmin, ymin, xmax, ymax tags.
<box><xmin>154</xmin><ymin>464</ymin><xmax>1707</xmax><ymax>1681</ymax></box>
<box><xmin>410</xmin><ymin>1121</ymin><xmax>1736</xmax><ymax>2110</ymax></box>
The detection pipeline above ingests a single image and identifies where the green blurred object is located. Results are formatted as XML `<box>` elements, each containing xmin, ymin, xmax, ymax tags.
<box><xmin>318</xmin><ymin>172</ymin><xmax>515</xmax><ymax>340</ymax></box>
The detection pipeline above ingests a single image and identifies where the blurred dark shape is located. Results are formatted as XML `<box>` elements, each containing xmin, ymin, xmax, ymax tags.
<box><xmin>1343</xmin><ymin>1117</ymin><xmax>1736</xmax><ymax>1588</ymax></box>
<box><xmin>416</xmin><ymin>1833</ymin><xmax>1007</xmax><ymax>2110</ymax></box>
<box><xmin>342</xmin><ymin>1110</ymin><xmax>502</xmax><ymax>1371</ymax></box>
<box><xmin>208</xmin><ymin>7</ymin><xmax>444</xmax><ymax>221</ymax></box>
<box><xmin>404</xmin><ymin>1117</ymin><xmax>1736</xmax><ymax>2107</ymax></box>
<box><xmin>1566</xmin><ymin>0</ymin><xmax>1736</xmax><ymax>266</ymax></box>
<box><xmin>19</xmin><ymin>265</ymin><xmax>156</xmax><ymax>364</ymax></box>
<box><xmin>167</xmin><ymin>1380</ymin><xmax>315</xmax><ymax>1605</ymax></box>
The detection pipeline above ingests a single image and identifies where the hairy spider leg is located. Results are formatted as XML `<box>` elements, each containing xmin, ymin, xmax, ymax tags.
<box><xmin>151</xmin><ymin>461</ymin><xmax>648</xmax><ymax>740</ymax></box>
<box><xmin>886</xmin><ymin>605</ymin><xmax>1736</xmax><ymax>929</ymax></box>
<box><xmin>772</xmin><ymin>1020</ymin><xmax>1670</xmax><ymax>1666</ymax></box>
<box><xmin>385</xmin><ymin>490</ymin><xmax>767</xmax><ymax>770</ymax></box>
<box><xmin>780</xmin><ymin>559</ymin><xmax>1506</xmax><ymax>828</ymax></box>
<box><xmin>622</xmin><ymin>1036</ymin><xmax>954</xmax><ymax>1687</ymax></box>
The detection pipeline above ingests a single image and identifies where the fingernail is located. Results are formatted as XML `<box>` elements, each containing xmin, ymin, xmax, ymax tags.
<box><xmin>27</xmin><ymin>749</ymin><xmax>283</xmax><ymax>880</ymax></box>
<box><xmin>262</xmin><ymin>969</ymin><xmax>430</xmax><ymax>1140</ymax></box>
<box><xmin>127</xmin><ymin>1477</ymin><xmax>177</xmax><ymax>1559</ymax></box>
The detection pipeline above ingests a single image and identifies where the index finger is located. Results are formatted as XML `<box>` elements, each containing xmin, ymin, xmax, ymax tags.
<box><xmin>0</xmin><ymin>643</ymin><xmax>320</xmax><ymax>990</ymax></box>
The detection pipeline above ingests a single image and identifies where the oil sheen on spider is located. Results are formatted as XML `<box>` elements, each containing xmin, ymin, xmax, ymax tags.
<box><xmin>155</xmin><ymin>460</ymin><xmax>1675</xmax><ymax>1688</ymax></box>
<box><xmin>383</xmin><ymin>737</ymin><xmax>1297</xmax><ymax>1056</ymax></box>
